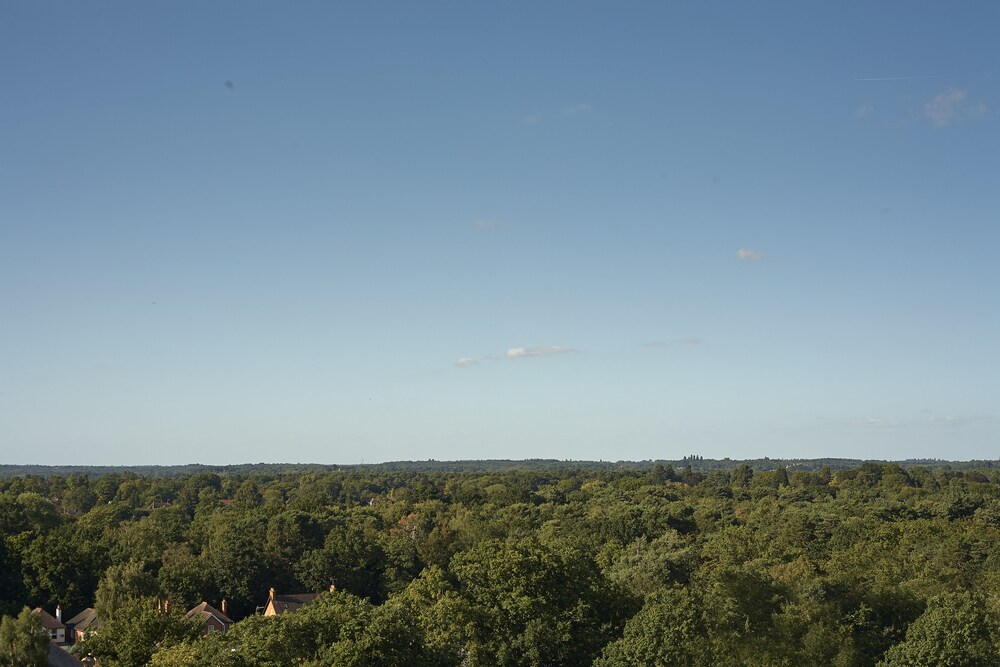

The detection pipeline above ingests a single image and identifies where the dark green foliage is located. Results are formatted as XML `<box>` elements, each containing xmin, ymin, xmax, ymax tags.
<box><xmin>596</xmin><ymin>587</ymin><xmax>714</xmax><ymax>667</ymax></box>
<box><xmin>449</xmin><ymin>538</ymin><xmax>631</xmax><ymax>666</ymax></box>
<box><xmin>81</xmin><ymin>597</ymin><xmax>201</xmax><ymax>667</ymax></box>
<box><xmin>878</xmin><ymin>592</ymin><xmax>1000</xmax><ymax>667</ymax></box>
<box><xmin>0</xmin><ymin>607</ymin><xmax>48</xmax><ymax>667</ymax></box>
<box><xmin>94</xmin><ymin>561</ymin><xmax>160</xmax><ymax>621</ymax></box>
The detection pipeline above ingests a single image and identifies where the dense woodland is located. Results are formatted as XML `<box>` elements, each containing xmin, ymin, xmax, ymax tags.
<box><xmin>3</xmin><ymin>462</ymin><xmax>1000</xmax><ymax>666</ymax></box>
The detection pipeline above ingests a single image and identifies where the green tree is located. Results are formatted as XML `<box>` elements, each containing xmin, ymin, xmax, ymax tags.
<box><xmin>20</xmin><ymin>529</ymin><xmax>100</xmax><ymax>611</ymax></box>
<box><xmin>158</xmin><ymin>544</ymin><xmax>214</xmax><ymax>611</ymax></box>
<box><xmin>449</xmin><ymin>538</ymin><xmax>629</xmax><ymax>666</ymax></box>
<box><xmin>95</xmin><ymin>561</ymin><xmax>159</xmax><ymax>621</ymax></box>
<box><xmin>204</xmin><ymin>513</ymin><xmax>269</xmax><ymax>612</ymax></box>
<box><xmin>0</xmin><ymin>607</ymin><xmax>48</xmax><ymax>667</ymax></box>
<box><xmin>149</xmin><ymin>633</ymin><xmax>243</xmax><ymax>667</ymax></box>
<box><xmin>315</xmin><ymin>596</ymin><xmax>441</xmax><ymax>667</ymax></box>
<box><xmin>81</xmin><ymin>597</ymin><xmax>200</xmax><ymax>667</ymax></box>
<box><xmin>295</xmin><ymin>519</ymin><xmax>387</xmax><ymax>601</ymax></box>
<box><xmin>596</xmin><ymin>587</ymin><xmax>713</xmax><ymax>667</ymax></box>
<box><xmin>16</xmin><ymin>493</ymin><xmax>60</xmax><ymax>533</ymax></box>
<box><xmin>879</xmin><ymin>592</ymin><xmax>1000</xmax><ymax>667</ymax></box>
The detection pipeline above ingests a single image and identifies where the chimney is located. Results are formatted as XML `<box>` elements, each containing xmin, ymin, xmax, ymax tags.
<box><xmin>56</xmin><ymin>605</ymin><xmax>62</xmax><ymax>623</ymax></box>
<box><xmin>269</xmin><ymin>587</ymin><xmax>275</xmax><ymax>601</ymax></box>
<box><xmin>329</xmin><ymin>583</ymin><xmax>336</xmax><ymax>593</ymax></box>
<box><xmin>221</xmin><ymin>599</ymin><xmax>228</xmax><ymax>616</ymax></box>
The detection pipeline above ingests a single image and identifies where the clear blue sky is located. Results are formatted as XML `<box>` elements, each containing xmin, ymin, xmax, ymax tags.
<box><xmin>2</xmin><ymin>2</ymin><xmax>997</xmax><ymax>464</ymax></box>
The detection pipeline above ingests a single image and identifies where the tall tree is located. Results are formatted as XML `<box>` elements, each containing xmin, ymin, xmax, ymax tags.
<box><xmin>0</xmin><ymin>607</ymin><xmax>48</xmax><ymax>667</ymax></box>
<box><xmin>95</xmin><ymin>561</ymin><xmax>159</xmax><ymax>621</ymax></box>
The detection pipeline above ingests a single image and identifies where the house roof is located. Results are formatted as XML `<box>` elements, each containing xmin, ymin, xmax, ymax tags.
<box><xmin>47</xmin><ymin>642</ymin><xmax>84</xmax><ymax>667</ymax></box>
<box><xmin>185</xmin><ymin>601</ymin><xmax>233</xmax><ymax>626</ymax></box>
<box><xmin>266</xmin><ymin>592</ymin><xmax>321</xmax><ymax>615</ymax></box>
<box><xmin>32</xmin><ymin>608</ymin><xmax>65</xmax><ymax>631</ymax></box>
<box><xmin>65</xmin><ymin>608</ymin><xmax>98</xmax><ymax>631</ymax></box>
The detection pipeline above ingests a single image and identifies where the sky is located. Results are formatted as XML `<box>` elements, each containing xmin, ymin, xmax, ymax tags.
<box><xmin>1</xmin><ymin>2</ymin><xmax>997</xmax><ymax>465</ymax></box>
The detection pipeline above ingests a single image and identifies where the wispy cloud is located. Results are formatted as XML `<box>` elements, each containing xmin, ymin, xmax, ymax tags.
<box><xmin>925</xmin><ymin>413</ymin><xmax>989</xmax><ymax>427</ymax></box>
<box><xmin>504</xmin><ymin>345</ymin><xmax>574</xmax><ymax>359</ymax></box>
<box><xmin>855</xmin><ymin>104</ymin><xmax>873</xmax><ymax>120</ymax></box>
<box><xmin>736</xmin><ymin>248</ymin><xmax>764</xmax><ymax>261</ymax></box>
<box><xmin>844</xmin><ymin>412</ymin><xmax>989</xmax><ymax>430</ymax></box>
<box><xmin>925</xmin><ymin>88</ymin><xmax>988</xmax><ymax>127</ymax></box>
<box><xmin>454</xmin><ymin>357</ymin><xmax>479</xmax><ymax>368</ymax></box>
<box><xmin>563</xmin><ymin>103</ymin><xmax>593</xmax><ymax>115</ymax></box>
<box><xmin>474</xmin><ymin>219</ymin><xmax>509</xmax><ymax>231</ymax></box>
<box><xmin>643</xmin><ymin>337</ymin><xmax>702</xmax><ymax>347</ymax></box>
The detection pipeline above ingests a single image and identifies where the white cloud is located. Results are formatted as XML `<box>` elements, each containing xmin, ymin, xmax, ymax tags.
<box><xmin>504</xmin><ymin>345</ymin><xmax>574</xmax><ymax>359</ymax></box>
<box><xmin>454</xmin><ymin>357</ymin><xmax>479</xmax><ymax>368</ymax></box>
<box><xmin>736</xmin><ymin>248</ymin><xmax>764</xmax><ymax>261</ymax></box>
<box><xmin>474</xmin><ymin>219</ymin><xmax>509</xmax><ymax>231</ymax></box>
<box><xmin>925</xmin><ymin>414</ymin><xmax>987</xmax><ymax>427</ymax></box>
<box><xmin>925</xmin><ymin>89</ymin><xmax>988</xmax><ymax>127</ymax></box>
<box><xmin>855</xmin><ymin>104</ymin><xmax>873</xmax><ymax>119</ymax></box>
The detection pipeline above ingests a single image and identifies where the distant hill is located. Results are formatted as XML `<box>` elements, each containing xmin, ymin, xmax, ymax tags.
<box><xmin>0</xmin><ymin>457</ymin><xmax>994</xmax><ymax>478</ymax></box>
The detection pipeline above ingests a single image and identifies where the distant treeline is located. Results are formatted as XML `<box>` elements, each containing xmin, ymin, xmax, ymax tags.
<box><xmin>0</xmin><ymin>456</ymin><xmax>994</xmax><ymax>478</ymax></box>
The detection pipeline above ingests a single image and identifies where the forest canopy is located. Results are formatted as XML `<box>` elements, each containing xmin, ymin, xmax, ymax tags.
<box><xmin>3</xmin><ymin>461</ymin><xmax>1000</xmax><ymax>666</ymax></box>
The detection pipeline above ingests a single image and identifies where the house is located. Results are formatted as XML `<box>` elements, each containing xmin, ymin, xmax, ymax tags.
<box><xmin>185</xmin><ymin>600</ymin><xmax>233</xmax><ymax>634</ymax></box>
<box><xmin>64</xmin><ymin>608</ymin><xmax>98</xmax><ymax>642</ymax></box>
<box><xmin>262</xmin><ymin>585</ymin><xmax>334</xmax><ymax>616</ymax></box>
<box><xmin>33</xmin><ymin>607</ymin><xmax>66</xmax><ymax>644</ymax></box>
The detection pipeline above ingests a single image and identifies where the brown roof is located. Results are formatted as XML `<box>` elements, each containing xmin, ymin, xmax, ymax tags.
<box><xmin>267</xmin><ymin>592</ymin><xmax>320</xmax><ymax>615</ymax></box>
<box><xmin>185</xmin><ymin>601</ymin><xmax>233</xmax><ymax>626</ymax></box>
<box><xmin>65</xmin><ymin>608</ymin><xmax>98</xmax><ymax>631</ymax></box>
<box><xmin>32</xmin><ymin>608</ymin><xmax>65</xmax><ymax>631</ymax></box>
<box><xmin>48</xmin><ymin>643</ymin><xmax>84</xmax><ymax>667</ymax></box>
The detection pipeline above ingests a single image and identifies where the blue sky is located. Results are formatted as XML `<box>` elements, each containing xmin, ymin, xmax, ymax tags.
<box><xmin>1</xmin><ymin>2</ymin><xmax>997</xmax><ymax>464</ymax></box>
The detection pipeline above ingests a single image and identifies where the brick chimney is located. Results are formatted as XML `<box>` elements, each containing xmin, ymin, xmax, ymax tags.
<box><xmin>221</xmin><ymin>599</ymin><xmax>228</xmax><ymax>616</ymax></box>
